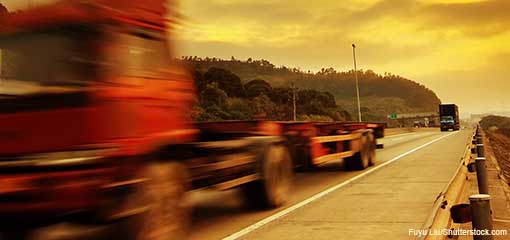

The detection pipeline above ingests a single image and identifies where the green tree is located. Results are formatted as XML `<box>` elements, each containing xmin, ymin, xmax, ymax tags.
<box><xmin>203</xmin><ymin>67</ymin><xmax>245</xmax><ymax>97</ymax></box>
<box><xmin>225</xmin><ymin>98</ymin><xmax>253</xmax><ymax>120</ymax></box>
<box><xmin>269</xmin><ymin>87</ymin><xmax>292</xmax><ymax>104</ymax></box>
<box><xmin>251</xmin><ymin>94</ymin><xmax>277</xmax><ymax>119</ymax></box>
<box><xmin>199</xmin><ymin>83</ymin><xmax>228</xmax><ymax>107</ymax></box>
<box><xmin>192</xmin><ymin>70</ymin><xmax>207</xmax><ymax>94</ymax></box>
<box><xmin>244</xmin><ymin>79</ymin><xmax>272</xmax><ymax>98</ymax></box>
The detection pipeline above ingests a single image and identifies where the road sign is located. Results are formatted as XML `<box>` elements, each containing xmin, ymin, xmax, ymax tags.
<box><xmin>388</xmin><ymin>113</ymin><xmax>397</xmax><ymax>119</ymax></box>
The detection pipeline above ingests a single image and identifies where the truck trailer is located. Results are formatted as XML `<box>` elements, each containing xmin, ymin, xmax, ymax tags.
<box><xmin>0</xmin><ymin>1</ymin><xmax>384</xmax><ymax>239</ymax></box>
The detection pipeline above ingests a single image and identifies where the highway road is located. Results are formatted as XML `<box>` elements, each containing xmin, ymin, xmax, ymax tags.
<box><xmin>188</xmin><ymin>128</ymin><xmax>472</xmax><ymax>240</ymax></box>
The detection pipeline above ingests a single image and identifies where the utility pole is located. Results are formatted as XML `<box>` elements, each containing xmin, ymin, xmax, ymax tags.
<box><xmin>292</xmin><ymin>83</ymin><xmax>297</xmax><ymax>121</ymax></box>
<box><xmin>352</xmin><ymin>44</ymin><xmax>362</xmax><ymax>122</ymax></box>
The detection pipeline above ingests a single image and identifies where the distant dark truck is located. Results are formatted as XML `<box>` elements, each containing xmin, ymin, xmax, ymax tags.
<box><xmin>439</xmin><ymin>104</ymin><xmax>460</xmax><ymax>131</ymax></box>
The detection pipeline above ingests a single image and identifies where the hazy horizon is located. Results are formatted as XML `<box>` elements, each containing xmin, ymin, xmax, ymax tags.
<box><xmin>4</xmin><ymin>0</ymin><xmax>510</xmax><ymax>115</ymax></box>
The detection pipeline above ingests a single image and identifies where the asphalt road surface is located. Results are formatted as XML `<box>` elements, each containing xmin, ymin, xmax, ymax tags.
<box><xmin>189</xmin><ymin>129</ymin><xmax>472</xmax><ymax>240</ymax></box>
<box><xmin>23</xmin><ymin>128</ymin><xmax>472</xmax><ymax>240</ymax></box>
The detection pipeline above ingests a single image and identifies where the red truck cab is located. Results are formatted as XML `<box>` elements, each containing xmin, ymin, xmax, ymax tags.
<box><xmin>0</xmin><ymin>0</ymin><xmax>195</xmax><ymax>238</ymax></box>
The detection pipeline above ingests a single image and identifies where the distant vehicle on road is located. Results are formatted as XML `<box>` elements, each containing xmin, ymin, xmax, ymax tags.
<box><xmin>439</xmin><ymin>104</ymin><xmax>460</xmax><ymax>131</ymax></box>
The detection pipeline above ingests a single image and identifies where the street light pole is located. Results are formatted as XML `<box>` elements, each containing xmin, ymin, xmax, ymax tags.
<box><xmin>352</xmin><ymin>44</ymin><xmax>362</xmax><ymax>122</ymax></box>
<box><xmin>292</xmin><ymin>83</ymin><xmax>297</xmax><ymax>121</ymax></box>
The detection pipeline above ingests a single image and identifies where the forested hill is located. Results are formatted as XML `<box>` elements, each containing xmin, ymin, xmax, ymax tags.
<box><xmin>184</xmin><ymin>57</ymin><xmax>441</xmax><ymax>121</ymax></box>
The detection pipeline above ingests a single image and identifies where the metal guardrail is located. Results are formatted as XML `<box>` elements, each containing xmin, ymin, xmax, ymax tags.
<box><xmin>470</xmin><ymin>129</ymin><xmax>494</xmax><ymax>240</ymax></box>
<box><xmin>416</xmin><ymin>129</ymin><xmax>476</xmax><ymax>240</ymax></box>
<box><xmin>418</xmin><ymin>125</ymin><xmax>500</xmax><ymax>240</ymax></box>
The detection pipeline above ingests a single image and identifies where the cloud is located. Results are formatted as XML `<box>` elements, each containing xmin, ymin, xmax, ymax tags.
<box><xmin>417</xmin><ymin>0</ymin><xmax>510</xmax><ymax>38</ymax></box>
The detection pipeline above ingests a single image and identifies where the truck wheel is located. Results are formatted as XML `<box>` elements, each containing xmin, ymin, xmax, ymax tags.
<box><xmin>368</xmin><ymin>133</ymin><xmax>376</xmax><ymax>166</ymax></box>
<box><xmin>242</xmin><ymin>144</ymin><xmax>293</xmax><ymax>209</ymax></box>
<box><xmin>114</xmin><ymin>162</ymin><xmax>190</xmax><ymax>240</ymax></box>
<box><xmin>345</xmin><ymin>134</ymin><xmax>370</xmax><ymax>171</ymax></box>
<box><xmin>301</xmin><ymin>144</ymin><xmax>317</xmax><ymax>171</ymax></box>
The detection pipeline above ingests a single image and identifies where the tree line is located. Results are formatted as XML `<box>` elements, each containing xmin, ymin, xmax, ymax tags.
<box><xmin>185</xmin><ymin>57</ymin><xmax>441</xmax><ymax>122</ymax></box>
<box><xmin>191</xmin><ymin>67</ymin><xmax>351</xmax><ymax>122</ymax></box>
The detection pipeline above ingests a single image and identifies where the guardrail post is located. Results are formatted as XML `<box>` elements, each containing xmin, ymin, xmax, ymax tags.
<box><xmin>475</xmin><ymin>157</ymin><xmax>489</xmax><ymax>194</ymax></box>
<box><xmin>477</xmin><ymin>144</ymin><xmax>485</xmax><ymax>157</ymax></box>
<box><xmin>469</xmin><ymin>194</ymin><xmax>494</xmax><ymax>240</ymax></box>
<box><xmin>476</xmin><ymin>126</ymin><xmax>482</xmax><ymax>136</ymax></box>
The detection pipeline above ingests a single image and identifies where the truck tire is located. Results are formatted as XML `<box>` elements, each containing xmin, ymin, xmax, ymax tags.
<box><xmin>241</xmin><ymin>144</ymin><xmax>293</xmax><ymax>209</ymax></box>
<box><xmin>301</xmin><ymin>143</ymin><xmax>317</xmax><ymax>171</ymax></box>
<box><xmin>113</xmin><ymin>162</ymin><xmax>190</xmax><ymax>240</ymax></box>
<box><xmin>345</xmin><ymin>134</ymin><xmax>370</xmax><ymax>171</ymax></box>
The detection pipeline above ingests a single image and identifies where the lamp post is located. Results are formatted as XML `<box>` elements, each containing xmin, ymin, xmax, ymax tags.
<box><xmin>352</xmin><ymin>44</ymin><xmax>362</xmax><ymax>122</ymax></box>
<box><xmin>292</xmin><ymin>83</ymin><xmax>297</xmax><ymax>121</ymax></box>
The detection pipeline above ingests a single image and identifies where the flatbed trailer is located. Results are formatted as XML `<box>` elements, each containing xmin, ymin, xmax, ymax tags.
<box><xmin>281</xmin><ymin>121</ymin><xmax>384</xmax><ymax>170</ymax></box>
<box><xmin>190</xmin><ymin>121</ymin><xmax>385</xmax><ymax>181</ymax></box>
<box><xmin>164</xmin><ymin>120</ymin><xmax>384</xmax><ymax>213</ymax></box>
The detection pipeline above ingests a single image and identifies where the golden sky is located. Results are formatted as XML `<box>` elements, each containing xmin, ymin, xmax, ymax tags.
<box><xmin>174</xmin><ymin>0</ymin><xmax>510</xmax><ymax>115</ymax></box>
<box><xmin>4</xmin><ymin>0</ymin><xmax>510</xmax><ymax>115</ymax></box>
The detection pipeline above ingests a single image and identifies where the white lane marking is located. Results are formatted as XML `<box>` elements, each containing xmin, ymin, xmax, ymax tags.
<box><xmin>222</xmin><ymin>131</ymin><xmax>459</xmax><ymax>240</ymax></box>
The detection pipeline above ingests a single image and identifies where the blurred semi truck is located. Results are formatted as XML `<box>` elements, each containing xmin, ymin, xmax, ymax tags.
<box><xmin>0</xmin><ymin>1</ymin><xmax>384</xmax><ymax>239</ymax></box>
<box><xmin>439</xmin><ymin>104</ymin><xmax>460</xmax><ymax>131</ymax></box>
